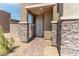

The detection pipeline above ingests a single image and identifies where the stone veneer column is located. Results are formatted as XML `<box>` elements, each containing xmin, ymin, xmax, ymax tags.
<box><xmin>19</xmin><ymin>9</ymin><xmax>29</xmax><ymax>43</ymax></box>
<box><xmin>60</xmin><ymin>17</ymin><xmax>79</xmax><ymax>56</ymax></box>
<box><xmin>19</xmin><ymin>22</ymin><xmax>29</xmax><ymax>43</ymax></box>
<box><xmin>51</xmin><ymin>21</ymin><xmax>58</xmax><ymax>46</ymax></box>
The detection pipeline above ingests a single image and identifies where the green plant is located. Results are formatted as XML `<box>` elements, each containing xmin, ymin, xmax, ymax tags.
<box><xmin>0</xmin><ymin>28</ymin><xmax>14</xmax><ymax>56</ymax></box>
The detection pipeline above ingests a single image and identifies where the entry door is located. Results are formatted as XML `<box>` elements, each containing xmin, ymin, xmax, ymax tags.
<box><xmin>35</xmin><ymin>16</ymin><xmax>43</xmax><ymax>37</ymax></box>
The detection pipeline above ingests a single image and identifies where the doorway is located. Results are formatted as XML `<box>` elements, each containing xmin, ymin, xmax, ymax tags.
<box><xmin>35</xmin><ymin>16</ymin><xmax>44</xmax><ymax>37</ymax></box>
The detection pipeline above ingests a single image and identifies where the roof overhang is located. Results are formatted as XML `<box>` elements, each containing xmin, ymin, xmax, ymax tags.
<box><xmin>25</xmin><ymin>3</ymin><xmax>56</xmax><ymax>9</ymax></box>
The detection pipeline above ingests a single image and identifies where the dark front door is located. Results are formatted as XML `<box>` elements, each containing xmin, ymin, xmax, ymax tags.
<box><xmin>35</xmin><ymin>16</ymin><xmax>43</xmax><ymax>37</ymax></box>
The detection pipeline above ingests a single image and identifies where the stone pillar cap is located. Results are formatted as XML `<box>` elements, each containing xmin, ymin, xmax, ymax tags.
<box><xmin>51</xmin><ymin>21</ymin><xmax>58</xmax><ymax>23</ymax></box>
<box><xmin>19</xmin><ymin>22</ymin><xmax>29</xmax><ymax>24</ymax></box>
<box><xmin>60</xmin><ymin>16</ymin><xmax>79</xmax><ymax>20</ymax></box>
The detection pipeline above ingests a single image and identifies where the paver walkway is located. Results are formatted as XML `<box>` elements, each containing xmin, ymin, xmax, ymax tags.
<box><xmin>7</xmin><ymin>37</ymin><xmax>58</xmax><ymax>56</ymax></box>
<box><xmin>4</xmin><ymin>24</ymin><xmax>59</xmax><ymax>56</ymax></box>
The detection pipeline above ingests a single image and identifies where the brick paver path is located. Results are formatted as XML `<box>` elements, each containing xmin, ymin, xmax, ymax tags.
<box><xmin>4</xmin><ymin>24</ymin><xmax>59</xmax><ymax>56</ymax></box>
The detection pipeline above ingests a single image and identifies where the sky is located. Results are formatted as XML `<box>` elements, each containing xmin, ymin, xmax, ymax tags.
<box><xmin>0</xmin><ymin>3</ymin><xmax>20</xmax><ymax>20</ymax></box>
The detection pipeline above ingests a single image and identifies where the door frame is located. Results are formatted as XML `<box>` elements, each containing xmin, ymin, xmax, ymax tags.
<box><xmin>35</xmin><ymin>15</ymin><xmax>44</xmax><ymax>37</ymax></box>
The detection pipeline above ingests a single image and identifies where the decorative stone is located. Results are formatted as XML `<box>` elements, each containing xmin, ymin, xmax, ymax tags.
<box><xmin>61</xmin><ymin>20</ymin><xmax>79</xmax><ymax>56</ymax></box>
<box><xmin>51</xmin><ymin>21</ymin><xmax>58</xmax><ymax>46</ymax></box>
<box><xmin>18</xmin><ymin>22</ymin><xmax>29</xmax><ymax>43</ymax></box>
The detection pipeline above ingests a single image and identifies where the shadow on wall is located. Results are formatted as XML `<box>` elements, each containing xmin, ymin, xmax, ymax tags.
<box><xmin>57</xmin><ymin>20</ymin><xmax>62</xmax><ymax>56</ymax></box>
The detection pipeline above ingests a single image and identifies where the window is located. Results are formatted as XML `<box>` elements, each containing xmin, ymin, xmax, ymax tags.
<box><xmin>28</xmin><ymin>13</ymin><xmax>33</xmax><ymax>23</ymax></box>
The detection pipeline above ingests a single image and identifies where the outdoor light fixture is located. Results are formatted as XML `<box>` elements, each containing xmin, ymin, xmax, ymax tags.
<box><xmin>40</xmin><ymin>8</ymin><xmax>43</xmax><ymax>10</ymax></box>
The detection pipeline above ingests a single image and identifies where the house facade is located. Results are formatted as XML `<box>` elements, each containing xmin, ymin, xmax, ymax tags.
<box><xmin>19</xmin><ymin>3</ymin><xmax>61</xmax><ymax>41</ymax></box>
<box><xmin>0</xmin><ymin>10</ymin><xmax>10</xmax><ymax>33</ymax></box>
<box><xmin>54</xmin><ymin>3</ymin><xmax>79</xmax><ymax>56</ymax></box>
<box><xmin>19</xmin><ymin>3</ymin><xmax>79</xmax><ymax>56</ymax></box>
<box><xmin>60</xmin><ymin>3</ymin><xmax>79</xmax><ymax>56</ymax></box>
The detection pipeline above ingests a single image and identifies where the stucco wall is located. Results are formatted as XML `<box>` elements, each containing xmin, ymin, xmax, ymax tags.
<box><xmin>0</xmin><ymin>10</ymin><xmax>10</xmax><ymax>33</ymax></box>
<box><xmin>53</xmin><ymin>4</ymin><xmax>59</xmax><ymax>21</ymax></box>
<box><xmin>63</xmin><ymin>3</ymin><xmax>79</xmax><ymax>17</ymax></box>
<box><xmin>53</xmin><ymin>3</ymin><xmax>79</xmax><ymax>55</ymax></box>
<box><xmin>20</xmin><ymin>3</ymin><xmax>60</xmax><ymax>40</ymax></box>
<box><xmin>20</xmin><ymin>3</ymin><xmax>42</xmax><ymax>22</ymax></box>
<box><xmin>60</xmin><ymin>4</ymin><xmax>79</xmax><ymax>55</ymax></box>
<box><xmin>44</xmin><ymin>10</ymin><xmax>52</xmax><ymax>40</ymax></box>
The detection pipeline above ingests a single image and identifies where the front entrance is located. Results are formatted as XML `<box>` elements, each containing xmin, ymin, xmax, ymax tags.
<box><xmin>35</xmin><ymin>16</ymin><xmax>44</xmax><ymax>37</ymax></box>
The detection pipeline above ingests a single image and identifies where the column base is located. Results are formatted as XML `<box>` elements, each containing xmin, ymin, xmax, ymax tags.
<box><xmin>19</xmin><ymin>22</ymin><xmax>29</xmax><ymax>43</ymax></box>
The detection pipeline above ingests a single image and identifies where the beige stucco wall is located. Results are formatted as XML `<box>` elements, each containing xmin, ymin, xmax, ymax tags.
<box><xmin>0</xmin><ymin>10</ymin><xmax>10</xmax><ymax>32</ymax></box>
<box><xmin>44</xmin><ymin>4</ymin><xmax>60</xmax><ymax>40</ymax></box>
<box><xmin>20</xmin><ymin>3</ymin><xmax>60</xmax><ymax>40</ymax></box>
<box><xmin>44</xmin><ymin>4</ymin><xmax>60</xmax><ymax>39</ymax></box>
<box><xmin>20</xmin><ymin>3</ymin><xmax>60</xmax><ymax>21</ymax></box>
<box><xmin>20</xmin><ymin>3</ymin><xmax>59</xmax><ymax>21</ymax></box>
<box><xmin>44</xmin><ymin>10</ymin><xmax>52</xmax><ymax>40</ymax></box>
<box><xmin>63</xmin><ymin>3</ymin><xmax>79</xmax><ymax>17</ymax></box>
<box><xmin>20</xmin><ymin>3</ymin><xmax>41</xmax><ymax>22</ymax></box>
<box><xmin>53</xmin><ymin>4</ymin><xmax>59</xmax><ymax>21</ymax></box>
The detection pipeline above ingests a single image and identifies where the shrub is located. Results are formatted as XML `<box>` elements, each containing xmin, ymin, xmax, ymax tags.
<box><xmin>0</xmin><ymin>28</ymin><xmax>14</xmax><ymax>56</ymax></box>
